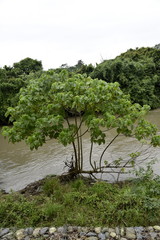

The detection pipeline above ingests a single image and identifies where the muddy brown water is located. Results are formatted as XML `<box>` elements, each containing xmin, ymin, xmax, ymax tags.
<box><xmin>0</xmin><ymin>109</ymin><xmax>160</xmax><ymax>192</ymax></box>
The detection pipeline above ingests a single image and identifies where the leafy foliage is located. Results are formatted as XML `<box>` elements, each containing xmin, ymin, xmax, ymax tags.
<box><xmin>2</xmin><ymin>71</ymin><xmax>160</xmax><ymax>177</ymax></box>
<box><xmin>0</xmin><ymin>74</ymin><xmax>25</xmax><ymax>124</ymax></box>
<box><xmin>91</xmin><ymin>47</ymin><xmax>160</xmax><ymax>109</ymax></box>
<box><xmin>57</xmin><ymin>60</ymin><xmax>94</xmax><ymax>76</ymax></box>
<box><xmin>0</xmin><ymin>58</ymin><xmax>43</xmax><ymax>125</ymax></box>
<box><xmin>13</xmin><ymin>57</ymin><xmax>43</xmax><ymax>75</ymax></box>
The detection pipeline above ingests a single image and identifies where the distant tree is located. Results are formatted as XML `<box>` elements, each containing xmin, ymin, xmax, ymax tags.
<box><xmin>154</xmin><ymin>43</ymin><xmax>160</xmax><ymax>50</ymax></box>
<box><xmin>66</xmin><ymin>60</ymin><xmax>85</xmax><ymax>73</ymax></box>
<box><xmin>56</xmin><ymin>60</ymin><xmax>94</xmax><ymax>75</ymax></box>
<box><xmin>0</xmin><ymin>58</ymin><xmax>43</xmax><ymax>125</ymax></box>
<box><xmin>76</xmin><ymin>63</ymin><xmax>94</xmax><ymax>75</ymax></box>
<box><xmin>0</xmin><ymin>74</ymin><xmax>25</xmax><ymax>124</ymax></box>
<box><xmin>60</xmin><ymin>63</ymin><xmax>69</xmax><ymax>69</ymax></box>
<box><xmin>13</xmin><ymin>57</ymin><xmax>43</xmax><ymax>75</ymax></box>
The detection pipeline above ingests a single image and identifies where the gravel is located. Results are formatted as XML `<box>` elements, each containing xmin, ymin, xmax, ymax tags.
<box><xmin>1</xmin><ymin>225</ymin><xmax>160</xmax><ymax>240</ymax></box>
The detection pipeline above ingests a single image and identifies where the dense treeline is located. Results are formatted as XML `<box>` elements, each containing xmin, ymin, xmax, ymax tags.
<box><xmin>0</xmin><ymin>58</ymin><xmax>43</xmax><ymax>125</ymax></box>
<box><xmin>90</xmin><ymin>47</ymin><xmax>160</xmax><ymax>108</ymax></box>
<box><xmin>0</xmin><ymin>46</ymin><xmax>160</xmax><ymax>125</ymax></box>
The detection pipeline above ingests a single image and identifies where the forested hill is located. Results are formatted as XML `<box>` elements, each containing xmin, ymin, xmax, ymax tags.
<box><xmin>90</xmin><ymin>46</ymin><xmax>160</xmax><ymax>109</ymax></box>
<box><xmin>0</xmin><ymin>46</ymin><xmax>160</xmax><ymax>125</ymax></box>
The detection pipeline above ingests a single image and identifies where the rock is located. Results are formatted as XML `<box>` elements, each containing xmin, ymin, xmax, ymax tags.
<box><xmin>79</xmin><ymin>232</ymin><xmax>86</xmax><ymax>237</ymax></box>
<box><xmin>24</xmin><ymin>228</ymin><xmax>33</xmax><ymax>235</ymax></box>
<box><xmin>115</xmin><ymin>227</ymin><xmax>120</xmax><ymax>235</ymax></box>
<box><xmin>40</xmin><ymin>227</ymin><xmax>49</xmax><ymax>235</ymax></box>
<box><xmin>110</xmin><ymin>232</ymin><xmax>116</xmax><ymax>238</ymax></box>
<box><xmin>146</xmin><ymin>226</ymin><xmax>154</xmax><ymax>232</ymax></box>
<box><xmin>57</xmin><ymin>227</ymin><xmax>67</xmax><ymax>233</ymax></box>
<box><xmin>16</xmin><ymin>229</ymin><xmax>25</xmax><ymax>240</ymax></box>
<box><xmin>153</xmin><ymin>225</ymin><xmax>160</xmax><ymax>231</ymax></box>
<box><xmin>24</xmin><ymin>236</ymin><xmax>30</xmax><ymax>240</ymax></box>
<box><xmin>77</xmin><ymin>227</ymin><xmax>82</xmax><ymax>233</ymax></box>
<box><xmin>105</xmin><ymin>232</ymin><xmax>109</xmax><ymax>238</ymax></box>
<box><xmin>1</xmin><ymin>225</ymin><xmax>160</xmax><ymax>240</ymax></box>
<box><xmin>86</xmin><ymin>232</ymin><xmax>97</xmax><ymax>237</ymax></box>
<box><xmin>134</xmin><ymin>227</ymin><xmax>144</xmax><ymax>240</ymax></box>
<box><xmin>49</xmin><ymin>227</ymin><xmax>57</xmax><ymax>234</ymax></box>
<box><xmin>72</xmin><ymin>226</ymin><xmax>78</xmax><ymax>232</ymax></box>
<box><xmin>67</xmin><ymin>226</ymin><xmax>74</xmax><ymax>233</ymax></box>
<box><xmin>53</xmin><ymin>232</ymin><xmax>60</xmax><ymax>239</ymax></box>
<box><xmin>108</xmin><ymin>228</ymin><xmax>115</xmax><ymax>233</ymax></box>
<box><xmin>43</xmin><ymin>234</ymin><xmax>50</xmax><ymax>238</ymax></box>
<box><xmin>61</xmin><ymin>233</ymin><xmax>69</xmax><ymax>240</ymax></box>
<box><xmin>81</xmin><ymin>227</ymin><xmax>88</xmax><ymax>233</ymax></box>
<box><xmin>120</xmin><ymin>227</ymin><xmax>125</xmax><ymax>236</ymax></box>
<box><xmin>86</xmin><ymin>237</ymin><xmax>98</xmax><ymax>240</ymax></box>
<box><xmin>2</xmin><ymin>232</ymin><xmax>14</xmax><ymax>240</ymax></box>
<box><xmin>95</xmin><ymin>227</ymin><xmax>101</xmax><ymax>234</ymax></box>
<box><xmin>102</xmin><ymin>228</ymin><xmax>108</xmax><ymax>233</ymax></box>
<box><xmin>125</xmin><ymin>227</ymin><xmax>136</xmax><ymax>239</ymax></box>
<box><xmin>150</xmin><ymin>231</ymin><xmax>158</xmax><ymax>240</ymax></box>
<box><xmin>98</xmin><ymin>232</ymin><xmax>106</xmax><ymax>240</ymax></box>
<box><xmin>33</xmin><ymin>227</ymin><xmax>41</xmax><ymax>237</ymax></box>
<box><xmin>0</xmin><ymin>228</ymin><xmax>10</xmax><ymax>237</ymax></box>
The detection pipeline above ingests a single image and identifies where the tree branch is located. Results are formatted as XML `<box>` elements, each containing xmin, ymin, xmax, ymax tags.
<box><xmin>99</xmin><ymin>133</ymin><xmax>119</xmax><ymax>170</ymax></box>
<box><xmin>89</xmin><ymin>141</ymin><xmax>95</xmax><ymax>170</ymax></box>
<box><xmin>66</xmin><ymin>117</ymin><xmax>78</xmax><ymax>169</ymax></box>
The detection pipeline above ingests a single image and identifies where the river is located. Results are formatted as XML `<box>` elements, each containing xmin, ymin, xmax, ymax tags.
<box><xmin>0</xmin><ymin>109</ymin><xmax>160</xmax><ymax>192</ymax></box>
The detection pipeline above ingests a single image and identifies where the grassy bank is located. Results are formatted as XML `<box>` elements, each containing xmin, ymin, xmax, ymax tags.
<box><xmin>1</xmin><ymin>174</ymin><xmax>160</xmax><ymax>228</ymax></box>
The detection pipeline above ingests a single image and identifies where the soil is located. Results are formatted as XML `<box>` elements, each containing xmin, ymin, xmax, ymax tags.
<box><xmin>18</xmin><ymin>173</ymin><xmax>96</xmax><ymax>196</ymax></box>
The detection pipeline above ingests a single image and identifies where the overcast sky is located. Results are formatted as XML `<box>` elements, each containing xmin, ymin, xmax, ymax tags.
<box><xmin>0</xmin><ymin>0</ymin><xmax>159</xmax><ymax>70</ymax></box>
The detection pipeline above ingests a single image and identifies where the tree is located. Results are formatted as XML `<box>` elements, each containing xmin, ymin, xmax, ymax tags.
<box><xmin>0</xmin><ymin>76</ymin><xmax>25</xmax><ymax>124</ymax></box>
<box><xmin>76</xmin><ymin>63</ymin><xmax>94</xmax><ymax>75</ymax></box>
<box><xmin>13</xmin><ymin>57</ymin><xmax>43</xmax><ymax>75</ymax></box>
<box><xmin>0</xmin><ymin>58</ymin><xmax>43</xmax><ymax>125</ymax></box>
<box><xmin>0</xmin><ymin>66</ymin><xmax>25</xmax><ymax>125</ymax></box>
<box><xmin>2</xmin><ymin>71</ymin><xmax>160</xmax><ymax>179</ymax></box>
<box><xmin>91</xmin><ymin>49</ymin><xmax>160</xmax><ymax>109</ymax></box>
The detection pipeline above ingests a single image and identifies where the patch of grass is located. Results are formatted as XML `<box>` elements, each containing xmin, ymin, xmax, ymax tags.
<box><xmin>0</xmin><ymin>193</ymin><xmax>44</xmax><ymax>228</ymax></box>
<box><xmin>1</xmin><ymin>175</ymin><xmax>160</xmax><ymax>227</ymax></box>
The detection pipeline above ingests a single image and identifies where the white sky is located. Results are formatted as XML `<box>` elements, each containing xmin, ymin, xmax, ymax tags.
<box><xmin>0</xmin><ymin>0</ymin><xmax>160</xmax><ymax>70</ymax></box>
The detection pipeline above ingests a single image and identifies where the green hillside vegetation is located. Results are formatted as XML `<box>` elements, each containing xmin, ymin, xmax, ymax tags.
<box><xmin>0</xmin><ymin>58</ymin><xmax>43</xmax><ymax>125</ymax></box>
<box><xmin>91</xmin><ymin>47</ymin><xmax>160</xmax><ymax>108</ymax></box>
<box><xmin>0</xmin><ymin>46</ymin><xmax>160</xmax><ymax>125</ymax></box>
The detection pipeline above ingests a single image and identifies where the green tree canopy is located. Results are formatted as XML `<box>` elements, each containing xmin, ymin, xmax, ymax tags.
<box><xmin>91</xmin><ymin>47</ymin><xmax>160</xmax><ymax>109</ymax></box>
<box><xmin>0</xmin><ymin>58</ymin><xmax>43</xmax><ymax>125</ymax></box>
<box><xmin>13</xmin><ymin>57</ymin><xmax>43</xmax><ymax>75</ymax></box>
<box><xmin>3</xmin><ymin>71</ymin><xmax>160</xmax><ymax>178</ymax></box>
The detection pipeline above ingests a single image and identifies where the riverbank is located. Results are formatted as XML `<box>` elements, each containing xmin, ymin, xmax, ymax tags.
<box><xmin>1</xmin><ymin>175</ymin><xmax>160</xmax><ymax>237</ymax></box>
<box><xmin>1</xmin><ymin>225</ymin><xmax>160</xmax><ymax>240</ymax></box>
